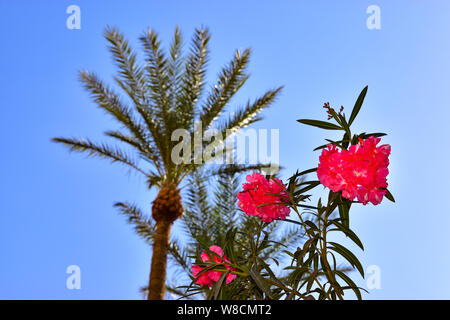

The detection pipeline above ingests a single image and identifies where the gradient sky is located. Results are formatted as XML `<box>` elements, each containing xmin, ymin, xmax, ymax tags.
<box><xmin>1</xmin><ymin>0</ymin><xmax>450</xmax><ymax>299</ymax></box>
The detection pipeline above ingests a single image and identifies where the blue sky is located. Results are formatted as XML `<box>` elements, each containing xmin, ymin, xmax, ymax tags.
<box><xmin>1</xmin><ymin>0</ymin><xmax>450</xmax><ymax>299</ymax></box>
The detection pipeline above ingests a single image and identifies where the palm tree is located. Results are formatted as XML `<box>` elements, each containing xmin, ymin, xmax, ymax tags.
<box><xmin>53</xmin><ymin>25</ymin><xmax>283</xmax><ymax>299</ymax></box>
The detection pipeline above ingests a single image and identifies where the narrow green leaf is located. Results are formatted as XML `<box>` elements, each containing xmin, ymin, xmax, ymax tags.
<box><xmin>342</xmin><ymin>132</ymin><xmax>350</xmax><ymax>149</ymax></box>
<box><xmin>212</xmin><ymin>272</ymin><xmax>227</xmax><ymax>300</ymax></box>
<box><xmin>282</xmin><ymin>249</ymin><xmax>297</xmax><ymax>258</ymax></box>
<box><xmin>348</xmin><ymin>86</ymin><xmax>368</xmax><ymax>126</ymax></box>
<box><xmin>249</xmin><ymin>267</ymin><xmax>273</xmax><ymax>299</ymax></box>
<box><xmin>297</xmin><ymin>167</ymin><xmax>318</xmax><ymax>176</ymax></box>
<box><xmin>335</xmin><ymin>270</ymin><xmax>363</xmax><ymax>300</ymax></box>
<box><xmin>338</xmin><ymin>202</ymin><xmax>350</xmax><ymax>229</ymax></box>
<box><xmin>297</xmin><ymin>119</ymin><xmax>342</xmax><ymax>130</ymax></box>
<box><xmin>328</xmin><ymin>242</ymin><xmax>364</xmax><ymax>278</ymax></box>
<box><xmin>385</xmin><ymin>189</ymin><xmax>395</xmax><ymax>203</ymax></box>
<box><xmin>283</xmin><ymin>219</ymin><xmax>303</xmax><ymax>227</ymax></box>
<box><xmin>295</xmin><ymin>180</ymin><xmax>321</xmax><ymax>195</ymax></box>
<box><xmin>304</xmin><ymin>220</ymin><xmax>319</xmax><ymax>232</ymax></box>
<box><xmin>360</xmin><ymin>132</ymin><xmax>387</xmax><ymax>138</ymax></box>
<box><xmin>329</xmin><ymin>220</ymin><xmax>364</xmax><ymax>250</ymax></box>
<box><xmin>313</xmin><ymin>144</ymin><xmax>329</xmax><ymax>151</ymax></box>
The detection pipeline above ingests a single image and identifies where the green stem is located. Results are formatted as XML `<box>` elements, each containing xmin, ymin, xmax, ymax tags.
<box><xmin>290</xmin><ymin>205</ymin><xmax>330</xmax><ymax>299</ymax></box>
<box><xmin>321</xmin><ymin>211</ymin><xmax>343</xmax><ymax>300</ymax></box>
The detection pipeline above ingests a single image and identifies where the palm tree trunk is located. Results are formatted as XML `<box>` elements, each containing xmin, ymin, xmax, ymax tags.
<box><xmin>148</xmin><ymin>219</ymin><xmax>173</xmax><ymax>300</ymax></box>
<box><xmin>148</xmin><ymin>184</ymin><xmax>182</xmax><ymax>300</ymax></box>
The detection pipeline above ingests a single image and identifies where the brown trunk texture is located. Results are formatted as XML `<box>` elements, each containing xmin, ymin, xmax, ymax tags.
<box><xmin>147</xmin><ymin>220</ymin><xmax>172</xmax><ymax>300</ymax></box>
<box><xmin>147</xmin><ymin>184</ymin><xmax>182</xmax><ymax>300</ymax></box>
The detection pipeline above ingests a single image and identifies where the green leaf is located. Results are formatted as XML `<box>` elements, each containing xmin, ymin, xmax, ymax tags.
<box><xmin>249</xmin><ymin>267</ymin><xmax>273</xmax><ymax>299</ymax></box>
<box><xmin>211</xmin><ymin>271</ymin><xmax>227</xmax><ymax>300</ymax></box>
<box><xmin>360</xmin><ymin>132</ymin><xmax>387</xmax><ymax>138</ymax></box>
<box><xmin>385</xmin><ymin>189</ymin><xmax>395</xmax><ymax>203</ymax></box>
<box><xmin>328</xmin><ymin>242</ymin><xmax>364</xmax><ymax>278</ymax></box>
<box><xmin>296</xmin><ymin>167</ymin><xmax>318</xmax><ymax>176</ymax></box>
<box><xmin>282</xmin><ymin>250</ymin><xmax>296</xmax><ymax>258</ymax></box>
<box><xmin>297</xmin><ymin>119</ymin><xmax>342</xmax><ymax>130</ymax></box>
<box><xmin>335</xmin><ymin>270</ymin><xmax>363</xmax><ymax>300</ymax></box>
<box><xmin>329</xmin><ymin>220</ymin><xmax>364</xmax><ymax>251</ymax></box>
<box><xmin>342</xmin><ymin>132</ymin><xmax>350</xmax><ymax>149</ymax></box>
<box><xmin>348</xmin><ymin>86</ymin><xmax>368</xmax><ymax>126</ymax></box>
<box><xmin>283</xmin><ymin>219</ymin><xmax>304</xmax><ymax>227</ymax></box>
<box><xmin>304</xmin><ymin>220</ymin><xmax>319</xmax><ymax>232</ymax></box>
<box><xmin>313</xmin><ymin>144</ymin><xmax>329</xmax><ymax>151</ymax></box>
<box><xmin>338</xmin><ymin>201</ymin><xmax>350</xmax><ymax>229</ymax></box>
<box><xmin>313</xmin><ymin>138</ymin><xmax>348</xmax><ymax>151</ymax></box>
<box><xmin>294</xmin><ymin>180</ymin><xmax>321</xmax><ymax>195</ymax></box>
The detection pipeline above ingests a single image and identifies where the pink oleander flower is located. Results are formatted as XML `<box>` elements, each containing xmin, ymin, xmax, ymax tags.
<box><xmin>192</xmin><ymin>245</ymin><xmax>237</xmax><ymax>287</ymax></box>
<box><xmin>237</xmin><ymin>172</ymin><xmax>290</xmax><ymax>223</ymax></box>
<box><xmin>317</xmin><ymin>136</ymin><xmax>391</xmax><ymax>205</ymax></box>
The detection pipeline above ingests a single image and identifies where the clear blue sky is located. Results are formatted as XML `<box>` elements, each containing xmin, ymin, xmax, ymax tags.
<box><xmin>1</xmin><ymin>0</ymin><xmax>450</xmax><ymax>299</ymax></box>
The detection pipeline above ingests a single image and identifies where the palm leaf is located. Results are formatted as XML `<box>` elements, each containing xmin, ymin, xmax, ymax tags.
<box><xmin>139</xmin><ymin>28</ymin><xmax>175</xmax><ymax>169</ymax></box>
<box><xmin>167</xmin><ymin>26</ymin><xmax>184</xmax><ymax>114</ymax></box>
<box><xmin>200</xmin><ymin>48</ymin><xmax>251</xmax><ymax>130</ymax></box>
<box><xmin>104</xmin><ymin>27</ymin><xmax>167</xmax><ymax>161</ymax></box>
<box><xmin>78</xmin><ymin>70</ymin><xmax>148</xmax><ymax>146</ymax></box>
<box><xmin>178</xmin><ymin>27</ymin><xmax>210</xmax><ymax>129</ymax></box>
<box><xmin>220</xmin><ymin>86</ymin><xmax>283</xmax><ymax>135</ymax></box>
<box><xmin>114</xmin><ymin>202</ymin><xmax>155</xmax><ymax>244</ymax></box>
<box><xmin>52</xmin><ymin>137</ymin><xmax>147</xmax><ymax>176</ymax></box>
<box><xmin>104</xmin><ymin>26</ymin><xmax>147</xmax><ymax>106</ymax></box>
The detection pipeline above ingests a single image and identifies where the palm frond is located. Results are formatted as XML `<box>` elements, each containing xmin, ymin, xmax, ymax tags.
<box><xmin>220</xmin><ymin>86</ymin><xmax>284</xmax><ymax>136</ymax></box>
<box><xmin>114</xmin><ymin>202</ymin><xmax>155</xmax><ymax>245</ymax></box>
<box><xmin>115</xmin><ymin>202</ymin><xmax>190</xmax><ymax>274</ymax></box>
<box><xmin>78</xmin><ymin>70</ymin><xmax>149</xmax><ymax>146</ymax></box>
<box><xmin>200</xmin><ymin>48</ymin><xmax>251</xmax><ymax>130</ymax></box>
<box><xmin>166</xmin><ymin>285</ymin><xmax>195</xmax><ymax>300</ymax></box>
<box><xmin>139</xmin><ymin>28</ymin><xmax>174</xmax><ymax>170</ymax></box>
<box><xmin>182</xmin><ymin>170</ymin><xmax>211</xmax><ymax>245</ymax></box>
<box><xmin>167</xmin><ymin>26</ymin><xmax>184</xmax><ymax>111</ymax></box>
<box><xmin>213</xmin><ymin>172</ymin><xmax>239</xmax><ymax>222</ymax></box>
<box><xmin>139</xmin><ymin>28</ymin><xmax>170</xmax><ymax>116</ymax></box>
<box><xmin>260</xmin><ymin>224</ymin><xmax>303</xmax><ymax>261</ymax></box>
<box><xmin>104</xmin><ymin>130</ymin><xmax>159</xmax><ymax>165</ymax></box>
<box><xmin>52</xmin><ymin>137</ymin><xmax>147</xmax><ymax>176</ymax></box>
<box><xmin>140</xmin><ymin>284</ymin><xmax>195</xmax><ymax>300</ymax></box>
<box><xmin>104</xmin><ymin>27</ymin><xmax>167</xmax><ymax>163</ymax></box>
<box><xmin>104</xmin><ymin>26</ymin><xmax>147</xmax><ymax>106</ymax></box>
<box><xmin>177</xmin><ymin>27</ymin><xmax>210</xmax><ymax>129</ymax></box>
<box><xmin>168</xmin><ymin>238</ymin><xmax>191</xmax><ymax>272</ymax></box>
<box><xmin>205</xmin><ymin>163</ymin><xmax>271</xmax><ymax>177</ymax></box>
<box><xmin>103</xmin><ymin>130</ymin><xmax>145</xmax><ymax>151</ymax></box>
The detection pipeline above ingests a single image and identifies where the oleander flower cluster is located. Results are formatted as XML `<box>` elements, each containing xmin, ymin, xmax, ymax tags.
<box><xmin>237</xmin><ymin>172</ymin><xmax>290</xmax><ymax>223</ymax></box>
<box><xmin>190</xmin><ymin>87</ymin><xmax>394</xmax><ymax>296</ymax></box>
<box><xmin>317</xmin><ymin>136</ymin><xmax>391</xmax><ymax>205</ymax></box>
<box><xmin>192</xmin><ymin>245</ymin><xmax>237</xmax><ymax>287</ymax></box>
